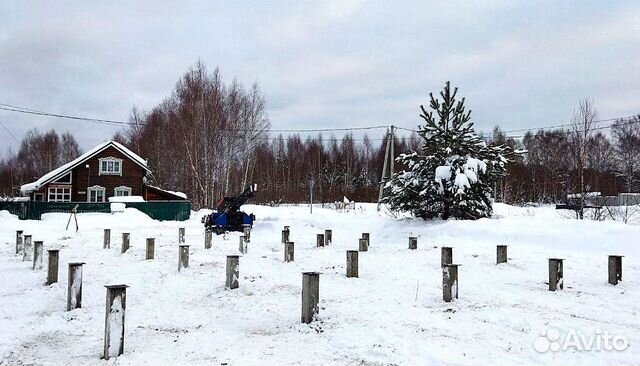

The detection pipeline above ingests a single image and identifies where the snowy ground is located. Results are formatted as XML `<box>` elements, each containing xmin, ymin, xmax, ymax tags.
<box><xmin>0</xmin><ymin>203</ymin><xmax>639</xmax><ymax>365</ymax></box>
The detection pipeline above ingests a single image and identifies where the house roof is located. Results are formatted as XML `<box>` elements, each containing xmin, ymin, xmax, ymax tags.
<box><xmin>144</xmin><ymin>184</ymin><xmax>188</xmax><ymax>200</ymax></box>
<box><xmin>21</xmin><ymin>140</ymin><xmax>150</xmax><ymax>194</ymax></box>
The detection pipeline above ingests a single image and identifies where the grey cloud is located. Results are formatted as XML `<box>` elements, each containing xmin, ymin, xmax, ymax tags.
<box><xmin>0</xmin><ymin>1</ymin><xmax>638</xmax><ymax>156</ymax></box>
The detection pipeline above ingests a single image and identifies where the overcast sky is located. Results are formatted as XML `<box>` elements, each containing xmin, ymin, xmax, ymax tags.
<box><xmin>1</xmin><ymin>1</ymin><xmax>639</xmax><ymax>155</ymax></box>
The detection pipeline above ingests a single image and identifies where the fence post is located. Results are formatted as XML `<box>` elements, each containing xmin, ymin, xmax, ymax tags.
<box><xmin>23</xmin><ymin>235</ymin><xmax>33</xmax><ymax>261</ymax></box>
<box><xmin>497</xmin><ymin>245</ymin><xmax>508</xmax><ymax>264</ymax></box>
<box><xmin>178</xmin><ymin>245</ymin><xmax>189</xmax><ymax>271</ymax></box>
<box><xmin>316</xmin><ymin>234</ymin><xmax>325</xmax><ymax>247</ymax></box>
<box><xmin>46</xmin><ymin>250</ymin><xmax>59</xmax><ymax>285</ymax></box>
<box><xmin>204</xmin><ymin>231</ymin><xmax>212</xmax><ymax>249</ymax></box>
<box><xmin>282</xmin><ymin>226</ymin><xmax>290</xmax><ymax>244</ymax></box>
<box><xmin>301</xmin><ymin>272</ymin><xmax>320</xmax><ymax>324</ymax></box>
<box><xmin>32</xmin><ymin>241</ymin><xmax>44</xmax><ymax>270</ymax></box>
<box><xmin>324</xmin><ymin>230</ymin><xmax>332</xmax><ymax>246</ymax></box>
<box><xmin>179</xmin><ymin>228</ymin><xmax>185</xmax><ymax>244</ymax></box>
<box><xmin>16</xmin><ymin>230</ymin><xmax>23</xmax><ymax>255</ymax></box>
<box><xmin>608</xmin><ymin>255</ymin><xmax>623</xmax><ymax>285</ymax></box>
<box><xmin>442</xmin><ymin>264</ymin><xmax>460</xmax><ymax>302</ymax></box>
<box><xmin>358</xmin><ymin>238</ymin><xmax>369</xmax><ymax>252</ymax></box>
<box><xmin>103</xmin><ymin>284</ymin><xmax>128</xmax><ymax>360</ymax></box>
<box><xmin>441</xmin><ymin>247</ymin><xmax>453</xmax><ymax>267</ymax></box>
<box><xmin>103</xmin><ymin>229</ymin><xmax>111</xmax><ymax>249</ymax></box>
<box><xmin>226</xmin><ymin>255</ymin><xmax>239</xmax><ymax>289</ymax></box>
<box><xmin>346</xmin><ymin>250</ymin><xmax>358</xmax><ymax>278</ymax></box>
<box><xmin>548</xmin><ymin>258</ymin><xmax>564</xmax><ymax>291</ymax></box>
<box><xmin>67</xmin><ymin>262</ymin><xmax>85</xmax><ymax>310</ymax></box>
<box><xmin>121</xmin><ymin>233</ymin><xmax>130</xmax><ymax>253</ymax></box>
<box><xmin>145</xmin><ymin>238</ymin><xmax>155</xmax><ymax>260</ymax></box>
<box><xmin>361</xmin><ymin>233</ymin><xmax>370</xmax><ymax>246</ymax></box>
<box><xmin>284</xmin><ymin>242</ymin><xmax>295</xmax><ymax>262</ymax></box>
<box><xmin>408</xmin><ymin>237</ymin><xmax>418</xmax><ymax>250</ymax></box>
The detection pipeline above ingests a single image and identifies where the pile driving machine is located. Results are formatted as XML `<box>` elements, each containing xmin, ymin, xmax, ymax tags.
<box><xmin>202</xmin><ymin>184</ymin><xmax>257</xmax><ymax>235</ymax></box>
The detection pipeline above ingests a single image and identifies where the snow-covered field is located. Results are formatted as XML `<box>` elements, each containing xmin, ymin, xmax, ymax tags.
<box><xmin>1</xmin><ymin>203</ymin><xmax>639</xmax><ymax>365</ymax></box>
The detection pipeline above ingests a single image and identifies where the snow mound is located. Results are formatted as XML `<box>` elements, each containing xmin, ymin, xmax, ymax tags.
<box><xmin>108</xmin><ymin>196</ymin><xmax>145</xmax><ymax>203</ymax></box>
<box><xmin>1</xmin><ymin>203</ymin><xmax>639</xmax><ymax>365</ymax></box>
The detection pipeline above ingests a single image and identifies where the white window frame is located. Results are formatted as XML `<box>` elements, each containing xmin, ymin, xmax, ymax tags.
<box><xmin>47</xmin><ymin>187</ymin><xmax>71</xmax><ymax>202</ymax></box>
<box><xmin>87</xmin><ymin>185</ymin><xmax>106</xmax><ymax>202</ymax></box>
<box><xmin>114</xmin><ymin>186</ymin><xmax>132</xmax><ymax>197</ymax></box>
<box><xmin>98</xmin><ymin>157</ymin><xmax>123</xmax><ymax>176</ymax></box>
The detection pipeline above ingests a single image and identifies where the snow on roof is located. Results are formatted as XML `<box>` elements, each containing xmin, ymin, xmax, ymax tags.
<box><xmin>166</xmin><ymin>190</ymin><xmax>187</xmax><ymax>199</ymax></box>
<box><xmin>112</xmin><ymin>140</ymin><xmax>147</xmax><ymax>167</ymax></box>
<box><xmin>108</xmin><ymin>195</ymin><xmax>146</xmax><ymax>203</ymax></box>
<box><xmin>20</xmin><ymin>141</ymin><xmax>149</xmax><ymax>194</ymax></box>
<box><xmin>146</xmin><ymin>185</ymin><xmax>187</xmax><ymax>199</ymax></box>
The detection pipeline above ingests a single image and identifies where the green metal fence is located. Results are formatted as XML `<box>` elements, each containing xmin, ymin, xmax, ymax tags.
<box><xmin>124</xmin><ymin>201</ymin><xmax>191</xmax><ymax>221</ymax></box>
<box><xmin>0</xmin><ymin>201</ymin><xmax>26</xmax><ymax>218</ymax></box>
<box><xmin>34</xmin><ymin>202</ymin><xmax>111</xmax><ymax>219</ymax></box>
<box><xmin>0</xmin><ymin>201</ymin><xmax>191</xmax><ymax>221</ymax></box>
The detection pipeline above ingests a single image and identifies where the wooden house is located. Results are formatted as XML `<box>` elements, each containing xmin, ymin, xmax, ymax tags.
<box><xmin>20</xmin><ymin>140</ymin><xmax>186</xmax><ymax>202</ymax></box>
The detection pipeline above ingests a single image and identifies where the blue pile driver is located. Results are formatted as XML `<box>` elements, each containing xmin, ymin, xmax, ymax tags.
<box><xmin>202</xmin><ymin>184</ymin><xmax>257</xmax><ymax>235</ymax></box>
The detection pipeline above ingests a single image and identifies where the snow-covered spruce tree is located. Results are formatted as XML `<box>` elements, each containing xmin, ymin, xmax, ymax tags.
<box><xmin>383</xmin><ymin>82</ymin><xmax>511</xmax><ymax>220</ymax></box>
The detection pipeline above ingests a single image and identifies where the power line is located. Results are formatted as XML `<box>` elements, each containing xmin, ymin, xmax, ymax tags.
<box><xmin>394</xmin><ymin>126</ymin><xmax>418</xmax><ymax>133</ymax></box>
<box><xmin>0</xmin><ymin>103</ymin><xmax>391</xmax><ymax>133</ymax></box>
<box><xmin>0</xmin><ymin>105</ymin><xmax>130</xmax><ymax>126</ymax></box>
<box><xmin>396</xmin><ymin>114</ymin><xmax>640</xmax><ymax>139</ymax></box>
<box><xmin>1</xmin><ymin>100</ymin><xmax>637</xmax><ymax>139</ymax></box>
<box><xmin>490</xmin><ymin>115</ymin><xmax>640</xmax><ymax>139</ymax></box>
<box><xmin>495</xmin><ymin>115</ymin><xmax>631</xmax><ymax>134</ymax></box>
<box><xmin>205</xmin><ymin>134</ymin><xmax>392</xmax><ymax>142</ymax></box>
<box><xmin>270</xmin><ymin>125</ymin><xmax>388</xmax><ymax>132</ymax></box>
<box><xmin>0</xmin><ymin>102</ymin><xmax>47</xmax><ymax>113</ymax></box>
<box><xmin>0</xmin><ymin>120</ymin><xmax>19</xmax><ymax>143</ymax></box>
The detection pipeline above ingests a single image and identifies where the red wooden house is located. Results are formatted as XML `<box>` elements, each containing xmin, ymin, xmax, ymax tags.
<box><xmin>20</xmin><ymin>140</ymin><xmax>186</xmax><ymax>202</ymax></box>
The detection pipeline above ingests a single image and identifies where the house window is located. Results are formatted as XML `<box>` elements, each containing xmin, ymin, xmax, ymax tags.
<box><xmin>48</xmin><ymin>187</ymin><xmax>71</xmax><ymax>202</ymax></box>
<box><xmin>114</xmin><ymin>186</ymin><xmax>132</xmax><ymax>197</ymax></box>
<box><xmin>99</xmin><ymin>157</ymin><xmax>123</xmax><ymax>176</ymax></box>
<box><xmin>87</xmin><ymin>185</ymin><xmax>106</xmax><ymax>202</ymax></box>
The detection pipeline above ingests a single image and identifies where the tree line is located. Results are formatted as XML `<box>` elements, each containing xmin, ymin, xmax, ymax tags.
<box><xmin>493</xmin><ymin>113</ymin><xmax>640</xmax><ymax>206</ymax></box>
<box><xmin>1</xmin><ymin>63</ymin><xmax>638</xmax><ymax>209</ymax></box>
<box><xmin>0</xmin><ymin>129</ymin><xmax>80</xmax><ymax>198</ymax></box>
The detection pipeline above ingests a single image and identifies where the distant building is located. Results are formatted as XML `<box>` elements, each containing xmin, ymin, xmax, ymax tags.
<box><xmin>566</xmin><ymin>192</ymin><xmax>640</xmax><ymax>207</ymax></box>
<box><xmin>20</xmin><ymin>140</ymin><xmax>186</xmax><ymax>202</ymax></box>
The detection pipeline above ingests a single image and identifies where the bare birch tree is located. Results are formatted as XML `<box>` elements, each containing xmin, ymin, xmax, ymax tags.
<box><xmin>569</xmin><ymin>98</ymin><xmax>598</xmax><ymax>219</ymax></box>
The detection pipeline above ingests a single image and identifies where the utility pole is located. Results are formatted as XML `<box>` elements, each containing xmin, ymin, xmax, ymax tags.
<box><xmin>10</xmin><ymin>163</ymin><xmax>14</xmax><ymax>197</ymax></box>
<box><xmin>377</xmin><ymin>126</ymin><xmax>394</xmax><ymax>211</ymax></box>
<box><xmin>390</xmin><ymin>125</ymin><xmax>395</xmax><ymax>176</ymax></box>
